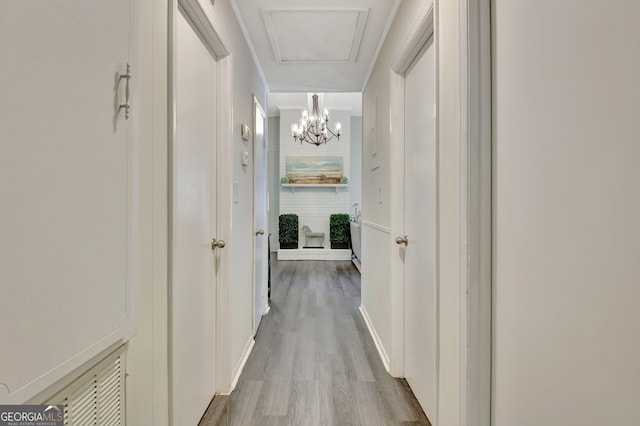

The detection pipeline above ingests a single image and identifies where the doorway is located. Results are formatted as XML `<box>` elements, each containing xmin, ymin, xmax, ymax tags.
<box><xmin>252</xmin><ymin>97</ymin><xmax>268</xmax><ymax>335</ymax></box>
<box><xmin>387</xmin><ymin>2</ymin><xmax>492</xmax><ymax>425</ymax></box>
<box><xmin>170</xmin><ymin>8</ymin><xmax>219</xmax><ymax>425</ymax></box>
<box><xmin>400</xmin><ymin>35</ymin><xmax>437</xmax><ymax>417</ymax></box>
<box><xmin>388</xmin><ymin>2</ymin><xmax>437</xmax><ymax>420</ymax></box>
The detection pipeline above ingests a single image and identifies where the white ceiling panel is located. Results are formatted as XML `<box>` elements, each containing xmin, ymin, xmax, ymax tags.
<box><xmin>232</xmin><ymin>0</ymin><xmax>401</xmax><ymax>92</ymax></box>
<box><xmin>263</xmin><ymin>8</ymin><xmax>368</xmax><ymax>63</ymax></box>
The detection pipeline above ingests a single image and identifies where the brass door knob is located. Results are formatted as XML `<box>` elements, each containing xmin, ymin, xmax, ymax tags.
<box><xmin>211</xmin><ymin>239</ymin><xmax>226</xmax><ymax>249</ymax></box>
<box><xmin>395</xmin><ymin>235</ymin><xmax>408</xmax><ymax>246</ymax></box>
<box><xmin>256</xmin><ymin>229</ymin><xmax>265</xmax><ymax>236</ymax></box>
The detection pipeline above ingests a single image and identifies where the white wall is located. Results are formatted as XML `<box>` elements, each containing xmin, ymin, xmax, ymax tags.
<box><xmin>278</xmin><ymin>109</ymin><xmax>351</xmax><ymax>247</ymax></box>
<box><xmin>268</xmin><ymin>115</ymin><xmax>280</xmax><ymax>250</ymax></box>
<box><xmin>493</xmin><ymin>2</ymin><xmax>640</xmax><ymax>425</ymax></box>
<box><xmin>361</xmin><ymin>0</ymin><xmax>428</xmax><ymax>374</ymax></box>
<box><xmin>212</xmin><ymin>0</ymin><xmax>269</xmax><ymax>379</ymax></box>
<box><xmin>350</xmin><ymin>116</ymin><xmax>363</xmax><ymax>218</ymax></box>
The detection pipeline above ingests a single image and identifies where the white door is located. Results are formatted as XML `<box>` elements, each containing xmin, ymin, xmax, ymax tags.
<box><xmin>403</xmin><ymin>37</ymin><xmax>437</xmax><ymax>417</ymax></box>
<box><xmin>171</xmin><ymin>10</ymin><xmax>218</xmax><ymax>425</ymax></box>
<box><xmin>0</xmin><ymin>0</ymin><xmax>134</xmax><ymax>402</ymax></box>
<box><xmin>253</xmin><ymin>98</ymin><xmax>268</xmax><ymax>334</ymax></box>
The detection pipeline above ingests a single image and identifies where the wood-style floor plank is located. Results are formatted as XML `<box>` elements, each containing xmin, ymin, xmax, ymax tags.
<box><xmin>199</xmin><ymin>258</ymin><xmax>431</xmax><ymax>426</ymax></box>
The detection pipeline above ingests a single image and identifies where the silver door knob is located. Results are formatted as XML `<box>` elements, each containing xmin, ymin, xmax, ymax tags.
<box><xmin>395</xmin><ymin>235</ymin><xmax>408</xmax><ymax>246</ymax></box>
<box><xmin>211</xmin><ymin>239</ymin><xmax>226</xmax><ymax>249</ymax></box>
<box><xmin>256</xmin><ymin>229</ymin><xmax>265</xmax><ymax>236</ymax></box>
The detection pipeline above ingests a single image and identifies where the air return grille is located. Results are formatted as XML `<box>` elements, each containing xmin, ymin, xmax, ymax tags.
<box><xmin>47</xmin><ymin>346</ymin><xmax>126</xmax><ymax>426</ymax></box>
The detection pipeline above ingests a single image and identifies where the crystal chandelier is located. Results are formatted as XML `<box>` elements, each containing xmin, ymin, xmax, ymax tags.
<box><xmin>291</xmin><ymin>94</ymin><xmax>342</xmax><ymax>146</ymax></box>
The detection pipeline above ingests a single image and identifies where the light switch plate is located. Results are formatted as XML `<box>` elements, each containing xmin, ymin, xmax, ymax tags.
<box><xmin>241</xmin><ymin>123</ymin><xmax>251</xmax><ymax>141</ymax></box>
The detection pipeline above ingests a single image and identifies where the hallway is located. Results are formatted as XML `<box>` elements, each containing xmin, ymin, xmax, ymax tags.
<box><xmin>199</xmin><ymin>258</ymin><xmax>430</xmax><ymax>425</ymax></box>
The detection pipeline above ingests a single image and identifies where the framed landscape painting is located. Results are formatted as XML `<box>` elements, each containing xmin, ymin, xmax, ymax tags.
<box><xmin>285</xmin><ymin>156</ymin><xmax>344</xmax><ymax>184</ymax></box>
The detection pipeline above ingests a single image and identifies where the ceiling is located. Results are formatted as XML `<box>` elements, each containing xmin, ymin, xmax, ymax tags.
<box><xmin>230</xmin><ymin>0</ymin><xmax>401</xmax><ymax>93</ymax></box>
<box><xmin>268</xmin><ymin>92</ymin><xmax>362</xmax><ymax>116</ymax></box>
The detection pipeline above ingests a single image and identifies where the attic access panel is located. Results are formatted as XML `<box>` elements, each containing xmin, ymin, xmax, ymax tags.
<box><xmin>262</xmin><ymin>8</ymin><xmax>369</xmax><ymax>64</ymax></box>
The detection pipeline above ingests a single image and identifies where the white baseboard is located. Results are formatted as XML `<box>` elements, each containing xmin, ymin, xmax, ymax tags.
<box><xmin>277</xmin><ymin>248</ymin><xmax>352</xmax><ymax>261</ymax></box>
<box><xmin>359</xmin><ymin>305</ymin><xmax>390</xmax><ymax>372</ymax></box>
<box><xmin>352</xmin><ymin>257</ymin><xmax>361</xmax><ymax>273</ymax></box>
<box><xmin>230</xmin><ymin>336</ymin><xmax>255</xmax><ymax>391</ymax></box>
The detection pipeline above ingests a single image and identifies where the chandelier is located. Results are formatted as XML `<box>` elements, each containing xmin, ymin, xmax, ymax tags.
<box><xmin>291</xmin><ymin>94</ymin><xmax>342</xmax><ymax>146</ymax></box>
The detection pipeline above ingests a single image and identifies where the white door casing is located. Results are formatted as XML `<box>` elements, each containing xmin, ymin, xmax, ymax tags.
<box><xmin>171</xmin><ymin>9</ymin><xmax>218</xmax><ymax>425</ymax></box>
<box><xmin>252</xmin><ymin>97</ymin><xmax>268</xmax><ymax>335</ymax></box>
<box><xmin>0</xmin><ymin>0</ymin><xmax>136</xmax><ymax>403</ymax></box>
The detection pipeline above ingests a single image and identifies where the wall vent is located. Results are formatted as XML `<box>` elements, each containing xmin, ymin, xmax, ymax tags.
<box><xmin>47</xmin><ymin>345</ymin><xmax>126</xmax><ymax>426</ymax></box>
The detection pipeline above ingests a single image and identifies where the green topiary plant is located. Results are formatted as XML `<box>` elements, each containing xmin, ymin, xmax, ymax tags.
<box><xmin>279</xmin><ymin>214</ymin><xmax>299</xmax><ymax>249</ymax></box>
<box><xmin>330</xmin><ymin>213</ymin><xmax>350</xmax><ymax>249</ymax></box>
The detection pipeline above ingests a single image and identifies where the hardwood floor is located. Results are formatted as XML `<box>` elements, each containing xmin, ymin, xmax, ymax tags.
<box><xmin>199</xmin><ymin>258</ymin><xmax>431</xmax><ymax>426</ymax></box>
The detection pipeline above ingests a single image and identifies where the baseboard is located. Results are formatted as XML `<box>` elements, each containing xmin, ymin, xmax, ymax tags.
<box><xmin>277</xmin><ymin>248</ymin><xmax>352</xmax><ymax>261</ymax></box>
<box><xmin>359</xmin><ymin>305</ymin><xmax>390</xmax><ymax>372</ymax></box>
<box><xmin>230</xmin><ymin>336</ymin><xmax>255</xmax><ymax>391</ymax></box>
<box><xmin>352</xmin><ymin>257</ymin><xmax>361</xmax><ymax>273</ymax></box>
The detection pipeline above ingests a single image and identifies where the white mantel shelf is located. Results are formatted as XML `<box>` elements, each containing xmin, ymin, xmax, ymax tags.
<box><xmin>281</xmin><ymin>183</ymin><xmax>348</xmax><ymax>194</ymax></box>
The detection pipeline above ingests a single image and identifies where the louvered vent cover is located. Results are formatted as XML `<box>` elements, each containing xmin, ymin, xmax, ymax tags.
<box><xmin>48</xmin><ymin>346</ymin><xmax>126</xmax><ymax>426</ymax></box>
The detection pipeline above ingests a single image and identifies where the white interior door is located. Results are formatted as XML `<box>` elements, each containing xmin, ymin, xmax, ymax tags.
<box><xmin>0</xmin><ymin>0</ymin><xmax>134</xmax><ymax>403</ymax></box>
<box><xmin>253</xmin><ymin>99</ymin><xmax>268</xmax><ymax>334</ymax></box>
<box><xmin>403</xmin><ymin>38</ymin><xmax>437</xmax><ymax>418</ymax></box>
<box><xmin>171</xmin><ymin>10</ymin><xmax>218</xmax><ymax>425</ymax></box>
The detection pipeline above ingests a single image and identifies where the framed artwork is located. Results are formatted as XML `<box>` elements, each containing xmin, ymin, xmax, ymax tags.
<box><xmin>285</xmin><ymin>156</ymin><xmax>344</xmax><ymax>184</ymax></box>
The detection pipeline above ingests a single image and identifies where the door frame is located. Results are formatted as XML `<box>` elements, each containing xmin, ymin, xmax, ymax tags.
<box><xmin>168</xmin><ymin>0</ymin><xmax>234</xmax><ymax>406</ymax></box>
<box><xmin>389</xmin><ymin>0</ymin><xmax>435</xmax><ymax>381</ymax></box>
<box><xmin>251</xmin><ymin>95</ymin><xmax>268</xmax><ymax>336</ymax></box>
<box><xmin>388</xmin><ymin>0</ymin><xmax>492</xmax><ymax>425</ymax></box>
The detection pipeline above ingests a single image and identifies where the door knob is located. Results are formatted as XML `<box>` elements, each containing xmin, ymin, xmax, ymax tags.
<box><xmin>256</xmin><ymin>229</ymin><xmax>265</xmax><ymax>236</ymax></box>
<box><xmin>211</xmin><ymin>238</ymin><xmax>226</xmax><ymax>250</ymax></box>
<box><xmin>395</xmin><ymin>235</ymin><xmax>408</xmax><ymax>246</ymax></box>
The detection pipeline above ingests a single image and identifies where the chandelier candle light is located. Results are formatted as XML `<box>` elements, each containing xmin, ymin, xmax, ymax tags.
<box><xmin>291</xmin><ymin>94</ymin><xmax>342</xmax><ymax>146</ymax></box>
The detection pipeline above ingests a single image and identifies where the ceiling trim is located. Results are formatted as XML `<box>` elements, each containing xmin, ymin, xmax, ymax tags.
<box><xmin>361</xmin><ymin>0</ymin><xmax>402</xmax><ymax>91</ymax></box>
<box><xmin>261</xmin><ymin>7</ymin><xmax>369</xmax><ymax>64</ymax></box>
<box><xmin>229</xmin><ymin>0</ymin><xmax>269</xmax><ymax>91</ymax></box>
